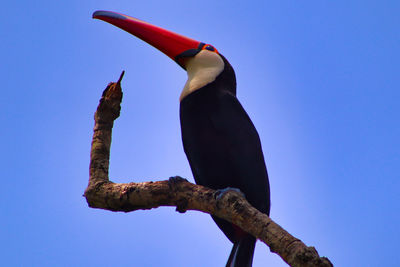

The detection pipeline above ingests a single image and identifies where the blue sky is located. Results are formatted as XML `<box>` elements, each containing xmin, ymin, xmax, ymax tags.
<box><xmin>1</xmin><ymin>1</ymin><xmax>399</xmax><ymax>266</ymax></box>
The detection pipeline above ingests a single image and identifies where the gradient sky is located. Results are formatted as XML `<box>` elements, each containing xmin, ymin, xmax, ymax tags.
<box><xmin>1</xmin><ymin>1</ymin><xmax>399</xmax><ymax>266</ymax></box>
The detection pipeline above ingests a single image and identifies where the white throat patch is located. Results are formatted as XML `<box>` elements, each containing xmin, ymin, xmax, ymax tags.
<box><xmin>179</xmin><ymin>50</ymin><xmax>224</xmax><ymax>101</ymax></box>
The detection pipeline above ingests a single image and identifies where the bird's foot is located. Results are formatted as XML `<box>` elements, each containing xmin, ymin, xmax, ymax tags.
<box><xmin>214</xmin><ymin>187</ymin><xmax>245</xmax><ymax>202</ymax></box>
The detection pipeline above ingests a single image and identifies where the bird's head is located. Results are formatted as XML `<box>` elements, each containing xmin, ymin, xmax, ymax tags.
<box><xmin>93</xmin><ymin>10</ymin><xmax>236</xmax><ymax>100</ymax></box>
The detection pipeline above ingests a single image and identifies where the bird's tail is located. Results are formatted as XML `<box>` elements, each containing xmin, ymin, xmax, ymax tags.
<box><xmin>226</xmin><ymin>234</ymin><xmax>256</xmax><ymax>267</ymax></box>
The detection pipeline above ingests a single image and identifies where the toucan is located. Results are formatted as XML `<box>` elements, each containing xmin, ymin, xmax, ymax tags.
<box><xmin>93</xmin><ymin>10</ymin><xmax>271</xmax><ymax>267</ymax></box>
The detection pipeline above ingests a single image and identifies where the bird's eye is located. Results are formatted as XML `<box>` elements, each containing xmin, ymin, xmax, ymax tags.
<box><xmin>198</xmin><ymin>43</ymin><xmax>219</xmax><ymax>54</ymax></box>
<box><xmin>201</xmin><ymin>44</ymin><xmax>218</xmax><ymax>53</ymax></box>
<box><xmin>205</xmin><ymin>45</ymin><xmax>215</xmax><ymax>51</ymax></box>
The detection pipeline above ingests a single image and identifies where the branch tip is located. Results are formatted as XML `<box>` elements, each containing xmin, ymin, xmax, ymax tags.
<box><xmin>117</xmin><ymin>70</ymin><xmax>125</xmax><ymax>85</ymax></box>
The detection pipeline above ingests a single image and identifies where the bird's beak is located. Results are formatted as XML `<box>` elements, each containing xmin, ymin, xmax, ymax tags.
<box><xmin>93</xmin><ymin>10</ymin><xmax>204</xmax><ymax>69</ymax></box>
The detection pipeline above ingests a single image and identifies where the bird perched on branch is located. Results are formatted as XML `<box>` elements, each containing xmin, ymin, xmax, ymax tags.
<box><xmin>93</xmin><ymin>10</ymin><xmax>270</xmax><ymax>267</ymax></box>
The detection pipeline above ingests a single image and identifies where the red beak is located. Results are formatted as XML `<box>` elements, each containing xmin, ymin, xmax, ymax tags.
<box><xmin>93</xmin><ymin>10</ymin><xmax>203</xmax><ymax>66</ymax></box>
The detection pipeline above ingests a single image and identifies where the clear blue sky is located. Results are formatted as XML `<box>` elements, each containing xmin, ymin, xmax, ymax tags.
<box><xmin>1</xmin><ymin>1</ymin><xmax>399</xmax><ymax>266</ymax></box>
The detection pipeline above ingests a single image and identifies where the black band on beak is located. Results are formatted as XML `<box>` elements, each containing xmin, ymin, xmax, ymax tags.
<box><xmin>175</xmin><ymin>42</ymin><xmax>206</xmax><ymax>69</ymax></box>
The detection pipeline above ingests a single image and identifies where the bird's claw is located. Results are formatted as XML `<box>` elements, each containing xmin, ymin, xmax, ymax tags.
<box><xmin>214</xmin><ymin>187</ymin><xmax>245</xmax><ymax>202</ymax></box>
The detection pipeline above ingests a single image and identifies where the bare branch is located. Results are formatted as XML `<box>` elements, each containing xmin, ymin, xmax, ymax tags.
<box><xmin>84</xmin><ymin>72</ymin><xmax>333</xmax><ymax>267</ymax></box>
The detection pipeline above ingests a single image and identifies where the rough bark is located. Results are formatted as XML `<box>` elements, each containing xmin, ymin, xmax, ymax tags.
<box><xmin>84</xmin><ymin>72</ymin><xmax>333</xmax><ymax>267</ymax></box>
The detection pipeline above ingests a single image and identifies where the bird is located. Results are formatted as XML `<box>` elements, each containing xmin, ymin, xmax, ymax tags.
<box><xmin>93</xmin><ymin>10</ymin><xmax>271</xmax><ymax>267</ymax></box>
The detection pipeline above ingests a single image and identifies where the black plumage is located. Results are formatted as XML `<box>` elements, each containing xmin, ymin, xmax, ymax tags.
<box><xmin>180</xmin><ymin>55</ymin><xmax>270</xmax><ymax>267</ymax></box>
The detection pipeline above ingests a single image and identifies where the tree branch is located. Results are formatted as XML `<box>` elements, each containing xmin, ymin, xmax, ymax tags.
<box><xmin>84</xmin><ymin>72</ymin><xmax>333</xmax><ymax>267</ymax></box>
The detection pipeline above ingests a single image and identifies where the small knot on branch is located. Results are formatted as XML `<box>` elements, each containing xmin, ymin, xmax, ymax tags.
<box><xmin>168</xmin><ymin>176</ymin><xmax>190</xmax><ymax>213</ymax></box>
